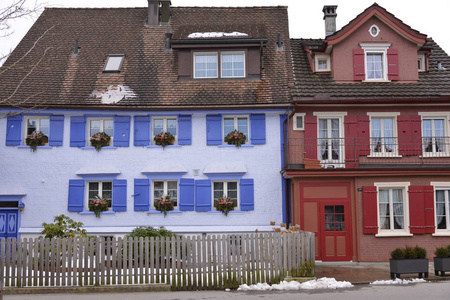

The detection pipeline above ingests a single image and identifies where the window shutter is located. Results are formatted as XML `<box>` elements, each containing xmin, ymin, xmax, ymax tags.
<box><xmin>5</xmin><ymin>115</ymin><xmax>22</xmax><ymax>146</ymax></box>
<box><xmin>70</xmin><ymin>116</ymin><xmax>86</xmax><ymax>147</ymax></box>
<box><xmin>134</xmin><ymin>179</ymin><xmax>150</xmax><ymax>211</ymax></box>
<box><xmin>206</xmin><ymin>115</ymin><xmax>222</xmax><ymax>145</ymax></box>
<box><xmin>113</xmin><ymin>116</ymin><xmax>130</xmax><ymax>147</ymax></box>
<box><xmin>408</xmin><ymin>185</ymin><xmax>427</xmax><ymax>234</ymax></box>
<box><xmin>195</xmin><ymin>180</ymin><xmax>212</xmax><ymax>211</ymax></box>
<box><xmin>239</xmin><ymin>178</ymin><xmax>254</xmax><ymax>211</ymax></box>
<box><xmin>423</xmin><ymin>185</ymin><xmax>435</xmax><ymax>234</ymax></box>
<box><xmin>250</xmin><ymin>114</ymin><xmax>266</xmax><ymax>145</ymax></box>
<box><xmin>362</xmin><ymin>186</ymin><xmax>378</xmax><ymax>234</ymax></box>
<box><xmin>68</xmin><ymin>180</ymin><xmax>84</xmax><ymax>212</ymax></box>
<box><xmin>112</xmin><ymin>179</ymin><xmax>127</xmax><ymax>212</ymax></box>
<box><xmin>357</xmin><ymin>115</ymin><xmax>370</xmax><ymax>156</ymax></box>
<box><xmin>49</xmin><ymin>115</ymin><xmax>64</xmax><ymax>146</ymax></box>
<box><xmin>179</xmin><ymin>178</ymin><xmax>195</xmax><ymax>211</ymax></box>
<box><xmin>134</xmin><ymin>116</ymin><xmax>150</xmax><ymax>146</ymax></box>
<box><xmin>353</xmin><ymin>49</ymin><xmax>365</xmax><ymax>81</ymax></box>
<box><xmin>178</xmin><ymin>115</ymin><xmax>192</xmax><ymax>145</ymax></box>
<box><xmin>409</xmin><ymin>115</ymin><xmax>422</xmax><ymax>156</ymax></box>
<box><xmin>304</xmin><ymin>115</ymin><xmax>317</xmax><ymax>159</ymax></box>
<box><xmin>387</xmin><ymin>49</ymin><xmax>399</xmax><ymax>81</ymax></box>
<box><xmin>344</xmin><ymin>115</ymin><xmax>358</xmax><ymax>168</ymax></box>
<box><xmin>397</xmin><ymin>115</ymin><xmax>422</xmax><ymax>156</ymax></box>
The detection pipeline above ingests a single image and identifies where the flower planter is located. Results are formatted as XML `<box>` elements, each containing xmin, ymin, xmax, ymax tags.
<box><xmin>389</xmin><ymin>258</ymin><xmax>429</xmax><ymax>279</ymax></box>
<box><xmin>434</xmin><ymin>257</ymin><xmax>450</xmax><ymax>276</ymax></box>
<box><xmin>303</xmin><ymin>158</ymin><xmax>321</xmax><ymax>169</ymax></box>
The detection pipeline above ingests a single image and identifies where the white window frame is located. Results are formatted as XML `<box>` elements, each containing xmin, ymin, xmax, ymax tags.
<box><xmin>152</xmin><ymin>116</ymin><xmax>177</xmax><ymax>145</ymax></box>
<box><xmin>213</xmin><ymin>180</ymin><xmax>239</xmax><ymax>211</ymax></box>
<box><xmin>104</xmin><ymin>54</ymin><xmax>125</xmax><ymax>72</ymax></box>
<box><xmin>87</xmin><ymin>118</ymin><xmax>114</xmax><ymax>146</ymax></box>
<box><xmin>360</xmin><ymin>43</ymin><xmax>391</xmax><ymax>82</ymax></box>
<box><xmin>23</xmin><ymin>116</ymin><xmax>50</xmax><ymax>145</ymax></box>
<box><xmin>86</xmin><ymin>181</ymin><xmax>112</xmax><ymax>211</ymax></box>
<box><xmin>193</xmin><ymin>52</ymin><xmax>219</xmax><ymax>79</ymax></box>
<box><xmin>431</xmin><ymin>182</ymin><xmax>450</xmax><ymax>236</ymax></box>
<box><xmin>367</xmin><ymin>112</ymin><xmax>400</xmax><ymax>157</ymax></box>
<box><xmin>374</xmin><ymin>182</ymin><xmax>412</xmax><ymax>237</ymax></box>
<box><xmin>418</xmin><ymin>54</ymin><xmax>426</xmax><ymax>72</ymax></box>
<box><xmin>221</xmin><ymin>51</ymin><xmax>246</xmax><ymax>78</ymax></box>
<box><xmin>151</xmin><ymin>180</ymin><xmax>178</xmax><ymax>210</ymax></box>
<box><xmin>313</xmin><ymin>112</ymin><xmax>346</xmax><ymax>167</ymax></box>
<box><xmin>293</xmin><ymin>113</ymin><xmax>305</xmax><ymax>131</ymax></box>
<box><xmin>223</xmin><ymin>115</ymin><xmax>249</xmax><ymax>143</ymax></box>
<box><xmin>421</xmin><ymin>116</ymin><xmax>448</xmax><ymax>157</ymax></box>
<box><xmin>369</xmin><ymin>24</ymin><xmax>380</xmax><ymax>37</ymax></box>
<box><xmin>315</xmin><ymin>54</ymin><xmax>331</xmax><ymax>72</ymax></box>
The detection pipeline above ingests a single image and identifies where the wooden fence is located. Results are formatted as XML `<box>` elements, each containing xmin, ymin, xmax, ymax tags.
<box><xmin>0</xmin><ymin>232</ymin><xmax>315</xmax><ymax>290</ymax></box>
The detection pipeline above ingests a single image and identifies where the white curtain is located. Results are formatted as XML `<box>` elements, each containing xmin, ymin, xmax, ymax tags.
<box><xmin>379</xmin><ymin>190</ymin><xmax>389</xmax><ymax>229</ymax></box>
<box><xmin>383</xmin><ymin>118</ymin><xmax>394</xmax><ymax>152</ymax></box>
<box><xmin>436</xmin><ymin>190</ymin><xmax>446</xmax><ymax>228</ymax></box>
<box><xmin>392</xmin><ymin>189</ymin><xmax>404</xmax><ymax>229</ymax></box>
<box><xmin>319</xmin><ymin>119</ymin><xmax>328</xmax><ymax>160</ymax></box>
<box><xmin>372</xmin><ymin>118</ymin><xmax>381</xmax><ymax>152</ymax></box>
<box><xmin>331</xmin><ymin>119</ymin><xmax>340</xmax><ymax>160</ymax></box>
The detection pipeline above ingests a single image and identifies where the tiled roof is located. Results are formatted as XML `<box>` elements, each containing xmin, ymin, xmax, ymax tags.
<box><xmin>291</xmin><ymin>38</ymin><xmax>450</xmax><ymax>100</ymax></box>
<box><xmin>0</xmin><ymin>6</ymin><xmax>292</xmax><ymax>110</ymax></box>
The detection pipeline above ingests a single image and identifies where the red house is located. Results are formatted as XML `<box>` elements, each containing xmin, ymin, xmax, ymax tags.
<box><xmin>284</xmin><ymin>4</ymin><xmax>450</xmax><ymax>262</ymax></box>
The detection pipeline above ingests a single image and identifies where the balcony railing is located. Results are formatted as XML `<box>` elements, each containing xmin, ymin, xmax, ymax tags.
<box><xmin>284</xmin><ymin>137</ymin><xmax>450</xmax><ymax>169</ymax></box>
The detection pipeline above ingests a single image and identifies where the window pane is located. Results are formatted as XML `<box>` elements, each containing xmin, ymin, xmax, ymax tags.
<box><xmin>367</xmin><ymin>53</ymin><xmax>383</xmax><ymax>79</ymax></box>
<box><xmin>237</xmin><ymin>117</ymin><xmax>248</xmax><ymax>138</ymax></box>
<box><xmin>195</xmin><ymin>54</ymin><xmax>217</xmax><ymax>78</ymax></box>
<box><xmin>40</xmin><ymin>118</ymin><xmax>50</xmax><ymax>136</ymax></box>
<box><xmin>103</xmin><ymin>120</ymin><xmax>114</xmax><ymax>137</ymax></box>
<box><xmin>27</xmin><ymin>119</ymin><xmax>37</xmax><ymax>135</ymax></box>
<box><xmin>222</xmin><ymin>53</ymin><xmax>244</xmax><ymax>77</ymax></box>
<box><xmin>423</xmin><ymin>120</ymin><xmax>432</xmax><ymax>138</ymax></box>
<box><xmin>318</xmin><ymin>59</ymin><xmax>327</xmax><ymax>69</ymax></box>
<box><xmin>153</xmin><ymin>119</ymin><xmax>164</xmax><ymax>135</ymax></box>
<box><xmin>224</xmin><ymin>118</ymin><xmax>234</xmax><ymax>134</ymax></box>
<box><xmin>104</xmin><ymin>56</ymin><xmax>123</xmax><ymax>71</ymax></box>
<box><xmin>167</xmin><ymin>119</ymin><xmax>177</xmax><ymax>136</ymax></box>
<box><xmin>213</xmin><ymin>182</ymin><xmax>224</xmax><ymax>200</ymax></box>
<box><xmin>153</xmin><ymin>181</ymin><xmax>164</xmax><ymax>199</ymax></box>
<box><xmin>90</xmin><ymin>120</ymin><xmax>101</xmax><ymax>137</ymax></box>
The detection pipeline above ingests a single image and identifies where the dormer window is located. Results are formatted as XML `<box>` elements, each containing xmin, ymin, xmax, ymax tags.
<box><xmin>193</xmin><ymin>51</ymin><xmax>246</xmax><ymax>79</ymax></box>
<box><xmin>366</xmin><ymin>53</ymin><xmax>384</xmax><ymax>80</ymax></box>
<box><xmin>354</xmin><ymin>43</ymin><xmax>398</xmax><ymax>82</ymax></box>
<box><xmin>369</xmin><ymin>25</ymin><xmax>380</xmax><ymax>37</ymax></box>
<box><xmin>104</xmin><ymin>54</ymin><xmax>125</xmax><ymax>73</ymax></box>
<box><xmin>418</xmin><ymin>54</ymin><xmax>426</xmax><ymax>72</ymax></box>
<box><xmin>315</xmin><ymin>54</ymin><xmax>331</xmax><ymax>72</ymax></box>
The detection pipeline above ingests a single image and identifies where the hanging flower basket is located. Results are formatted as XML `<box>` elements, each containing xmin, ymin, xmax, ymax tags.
<box><xmin>224</xmin><ymin>130</ymin><xmax>246</xmax><ymax>147</ymax></box>
<box><xmin>25</xmin><ymin>131</ymin><xmax>48</xmax><ymax>152</ymax></box>
<box><xmin>90</xmin><ymin>132</ymin><xmax>111</xmax><ymax>151</ymax></box>
<box><xmin>154</xmin><ymin>196</ymin><xmax>175</xmax><ymax>216</ymax></box>
<box><xmin>89</xmin><ymin>196</ymin><xmax>109</xmax><ymax>218</ymax></box>
<box><xmin>214</xmin><ymin>196</ymin><xmax>234</xmax><ymax>216</ymax></box>
<box><xmin>154</xmin><ymin>132</ymin><xmax>175</xmax><ymax>148</ymax></box>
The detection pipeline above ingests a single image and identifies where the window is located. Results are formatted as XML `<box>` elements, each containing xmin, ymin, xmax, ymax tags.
<box><xmin>24</xmin><ymin>116</ymin><xmax>49</xmax><ymax>144</ymax></box>
<box><xmin>371</xmin><ymin>117</ymin><xmax>396</xmax><ymax>155</ymax></box>
<box><xmin>423</xmin><ymin>118</ymin><xmax>446</xmax><ymax>154</ymax></box>
<box><xmin>325</xmin><ymin>205</ymin><xmax>345</xmax><ymax>231</ymax></box>
<box><xmin>213</xmin><ymin>181</ymin><xmax>238</xmax><ymax>210</ymax></box>
<box><xmin>152</xmin><ymin>180</ymin><xmax>178</xmax><ymax>209</ymax></box>
<box><xmin>435</xmin><ymin>189</ymin><xmax>450</xmax><ymax>230</ymax></box>
<box><xmin>293</xmin><ymin>113</ymin><xmax>305</xmax><ymax>130</ymax></box>
<box><xmin>152</xmin><ymin>117</ymin><xmax>177</xmax><ymax>144</ymax></box>
<box><xmin>369</xmin><ymin>25</ymin><xmax>380</xmax><ymax>37</ymax></box>
<box><xmin>88</xmin><ymin>118</ymin><xmax>114</xmax><ymax>145</ymax></box>
<box><xmin>359</xmin><ymin>43</ymin><xmax>391</xmax><ymax>81</ymax></box>
<box><xmin>104</xmin><ymin>54</ymin><xmax>125</xmax><ymax>72</ymax></box>
<box><xmin>318</xmin><ymin>118</ymin><xmax>341</xmax><ymax>163</ymax></box>
<box><xmin>418</xmin><ymin>54</ymin><xmax>426</xmax><ymax>72</ymax></box>
<box><xmin>223</xmin><ymin>116</ymin><xmax>249</xmax><ymax>142</ymax></box>
<box><xmin>194</xmin><ymin>51</ymin><xmax>245</xmax><ymax>79</ymax></box>
<box><xmin>366</xmin><ymin>53</ymin><xmax>384</xmax><ymax>80</ymax></box>
<box><xmin>315</xmin><ymin>54</ymin><xmax>330</xmax><ymax>72</ymax></box>
<box><xmin>378</xmin><ymin>188</ymin><xmax>405</xmax><ymax>231</ymax></box>
<box><xmin>87</xmin><ymin>181</ymin><xmax>112</xmax><ymax>210</ymax></box>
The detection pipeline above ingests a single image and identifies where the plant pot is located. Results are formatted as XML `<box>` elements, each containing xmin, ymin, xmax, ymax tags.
<box><xmin>389</xmin><ymin>258</ymin><xmax>429</xmax><ymax>279</ymax></box>
<box><xmin>434</xmin><ymin>257</ymin><xmax>450</xmax><ymax>276</ymax></box>
<box><xmin>303</xmin><ymin>158</ymin><xmax>321</xmax><ymax>169</ymax></box>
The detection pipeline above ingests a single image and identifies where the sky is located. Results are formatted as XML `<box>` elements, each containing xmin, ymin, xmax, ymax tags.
<box><xmin>1</xmin><ymin>0</ymin><xmax>450</xmax><ymax>61</ymax></box>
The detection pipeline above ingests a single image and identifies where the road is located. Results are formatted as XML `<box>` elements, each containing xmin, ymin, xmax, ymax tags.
<box><xmin>5</xmin><ymin>281</ymin><xmax>450</xmax><ymax>300</ymax></box>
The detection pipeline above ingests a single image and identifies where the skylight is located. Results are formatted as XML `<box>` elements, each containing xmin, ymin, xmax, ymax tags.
<box><xmin>104</xmin><ymin>54</ymin><xmax>125</xmax><ymax>72</ymax></box>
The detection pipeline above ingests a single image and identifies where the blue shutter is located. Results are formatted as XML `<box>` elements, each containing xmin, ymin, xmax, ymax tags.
<box><xmin>49</xmin><ymin>115</ymin><xmax>64</xmax><ymax>146</ymax></box>
<box><xmin>134</xmin><ymin>116</ymin><xmax>150</xmax><ymax>146</ymax></box>
<box><xmin>6</xmin><ymin>115</ymin><xmax>22</xmax><ymax>146</ymax></box>
<box><xmin>179</xmin><ymin>178</ymin><xmax>195</xmax><ymax>211</ymax></box>
<box><xmin>240</xmin><ymin>178</ymin><xmax>254</xmax><ymax>211</ymax></box>
<box><xmin>178</xmin><ymin>115</ymin><xmax>192</xmax><ymax>145</ymax></box>
<box><xmin>114</xmin><ymin>116</ymin><xmax>130</xmax><ymax>147</ymax></box>
<box><xmin>112</xmin><ymin>179</ymin><xmax>127</xmax><ymax>211</ymax></box>
<box><xmin>206</xmin><ymin>114</ymin><xmax>222</xmax><ymax>145</ymax></box>
<box><xmin>250</xmin><ymin>114</ymin><xmax>266</xmax><ymax>145</ymax></box>
<box><xmin>68</xmin><ymin>180</ymin><xmax>84</xmax><ymax>212</ymax></box>
<box><xmin>134</xmin><ymin>179</ymin><xmax>150</xmax><ymax>211</ymax></box>
<box><xmin>70</xmin><ymin>116</ymin><xmax>86</xmax><ymax>147</ymax></box>
<box><xmin>195</xmin><ymin>180</ymin><xmax>212</xmax><ymax>211</ymax></box>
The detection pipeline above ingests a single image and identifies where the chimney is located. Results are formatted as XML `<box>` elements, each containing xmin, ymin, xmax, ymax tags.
<box><xmin>165</xmin><ymin>29</ymin><xmax>173</xmax><ymax>50</ymax></box>
<box><xmin>323</xmin><ymin>5</ymin><xmax>337</xmax><ymax>37</ymax></box>
<box><xmin>147</xmin><ymin>0</ymin><xmax>171</xmax><ymax>26</ymax></box>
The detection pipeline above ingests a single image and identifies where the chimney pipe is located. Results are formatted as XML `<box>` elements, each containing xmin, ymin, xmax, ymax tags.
<box><xmin>323</xmin><ymin>5</ymin><xmax>338</xmax><ymax>37</ymax></box>
<box><xmin>147</xmin><ymin>0</ymin><xmax>159</xmax><ymax>26</ymax></box>
<box><xmin>165</xmin><ymin>30</ymin><xmax>173</xmax><ymax>50</ymax></box>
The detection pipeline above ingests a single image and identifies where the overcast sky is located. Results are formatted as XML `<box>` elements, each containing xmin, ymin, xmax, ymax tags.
<box><xmin>1</xmin><ymin>0</ymin><xmax>450</xmax><ymax>60</ymax></box>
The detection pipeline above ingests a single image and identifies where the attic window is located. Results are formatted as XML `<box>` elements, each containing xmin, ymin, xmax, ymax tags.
<box><xmin>369</xmin><ymin>25</ymin><xmax>380</xmax><ymax>37</ymax></box>
<box><xmin>104</xmin><ymin>54</ymin><xmax>125</xmax><ymax>72</ymax></box>
<box><xmin>315</xmin><ymin>54</ymin><xmax>331</xmax><ymax>72</ymax></box>
<box><xmin>418</xmin><ymin>54</ymin><xmax>426</xmax><ymax>72</ymax></box>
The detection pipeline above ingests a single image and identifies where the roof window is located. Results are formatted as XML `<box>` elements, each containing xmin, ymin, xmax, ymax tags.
<box><xmin>104</xmin><ymin>54</ymin><xmax>125</xmax><ymax>73</ymax></box>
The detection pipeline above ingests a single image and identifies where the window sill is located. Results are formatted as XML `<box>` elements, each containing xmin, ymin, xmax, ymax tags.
<box><xmin>375</xmin><ymin>232</ymin><xmax>412</xmax><ymax>237</ymax></box>
<box><xmin>432</xmin><ymin>231</ymin><xmax>450</xmax><ymax>237</ymax></box>
<box><xmin>79</xmin><ymin>210</ymin><xmax>116</xmax><ymax>215</ymax></box>
<box><xmin>362</xmin><ymin>79</ymin><xmax>391</xmax><ymax>83</ymax></box>
<box><xmin>18</xmin><ymin>145</ymin><xmax>52</xmax><ymax>150</ymax></box>
<box><xmin>146</xmin><ymin>145</ymin><xmax>181</xmax><ymax>148</ymax></box>
<box><xmin>367</xmin><ymin>154</ymin><xmax>402</xmax><ymax>158</ymax></box>
<box><xmin>218</xmin><ymin>144</ymin><xmax>254</xmax><ymax>148</ymax></box>
<box><xmin>421</xmin><ymin>154</ymin><xmax>450</xmax><ymax>158</ymax></box>
<box><xmin>206</xmin><ymin>210</ymin><xmax>245</xmax><ymax>215</ymax></box>
<box><xmin>147</xmin><ymin>210</ymin><xmax>183</xmax><ymax>215</ymax></box>
<box><xmin>81</xmin><ymin>146</ymin><xmax>117</xmax><ymax>150</ymax></box>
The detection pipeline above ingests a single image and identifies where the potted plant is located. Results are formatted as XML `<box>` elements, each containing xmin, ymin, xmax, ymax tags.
<box><xmin>154</xmin><ymin>132</ymin><xmax>175</xmax><ymax>148</ymax></box>
<box><xmin>25</xmin><ymin>131</ymin><xmax>48</xmax><ymax>151</ymax></box>
<box><xmin>434</xmin><ymin>245</ymin><xmax>450</xmax><ymax>276</ymax></box>
<box><xmin>389</xmin><ymin>246</ymin><xmax>429</xmax><ymax>279</ymax></box>
<box><xmin>90</xmin><ymin>132</ymin><xmax>111</xmax><ymax>151</ymax></box>
<box><xmin>214</xmin><ymin>196</ymin><xmax>234</xmax><ymax>216</ymax></box>
<box><xmin>224</xmin><ymin>130</ymin><xmax>246</xmax><ymax>147</ymax></box>
<box><xmin>89</xmin><ymin>196</ymin><xmax>109</xmax><ymax>218</ymax></box>
<box><xmin>154</xmin><ymin>195</ymin><xmax>175</xmax><ymax>216</ymax></box>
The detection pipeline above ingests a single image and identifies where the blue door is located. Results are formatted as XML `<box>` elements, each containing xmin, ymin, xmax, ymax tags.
<box><xmin>0</xmin><ymin>210</ymin><xmax>18</xmax><ymax>239</ymax></box>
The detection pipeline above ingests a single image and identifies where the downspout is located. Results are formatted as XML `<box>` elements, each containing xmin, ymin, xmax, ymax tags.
<box><xmin>282</xmin><ymin>107</ymin><xmax>295</xmax><ymax>228</ymax></box>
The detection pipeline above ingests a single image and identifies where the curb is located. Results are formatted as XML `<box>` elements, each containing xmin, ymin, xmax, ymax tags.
<box><xmin>3</xmin><ymin>284</ymin><xmax>171</xmax><ymax>295</ymax></box>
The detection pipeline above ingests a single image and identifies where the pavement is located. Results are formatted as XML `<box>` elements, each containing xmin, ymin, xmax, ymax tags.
<box><xmin>315</xmin><ymin>261</ymin><xmax>449</xmax><ymax>284</ymax></box>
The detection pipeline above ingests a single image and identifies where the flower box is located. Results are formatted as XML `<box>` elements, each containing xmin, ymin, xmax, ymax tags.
<box><xmin>25</xmin><ymin>131</ymin><xmax>48</xmax><ymax>152</ymax></box>
<box><xmin>224</xmin><ymin>130</ymin><xmax>246</xmax><ymax>147</ymax></box>
<box><xmin>434</xmin><ymin>257</ymin><xmax>450</xmax><ymax>276</ymax></box>
<box><xmin>90</xmin><ymin>132</ymin><xmax>111</xmax><ymax>151</ymax></box>
<box><xmin>303</xmin><ymin>158</ymin><xmax>321</xmax><ymax>169</ymax></box>
<box><xmin>389</xmin><ymin>258</ymin><xmax>429</xmax><ymax>279</ymax></box>
<box><xmin>154</xmin><ymin>132</ymin><xmax>175</xmax><ymax>148</ymax></box>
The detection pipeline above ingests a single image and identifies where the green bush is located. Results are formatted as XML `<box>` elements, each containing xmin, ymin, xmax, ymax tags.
<box><xmin>391</xmin><ymin>248</ymin><xmax>406</xmax><ymax>260</ymax></box>
<box><xmin>41</xmin><ymin>214</ymin><xmax>87</xmax><ymax>239</ymax></box>
<box><xmin>391</xmin><ymin>246</ymin><xmax>427</xmax><ymax>260</ymax></box>
<box><xmin>414</xmin><ymin>246</ymin><xmax>427</xmax><ymax>259</ymax></box>
<box><xmin>126</xmin><ymin>226</ymin><xmax>175</xmax><ymax>239</ymax></box>
<box><xmin>435</xmin><ymin>247</ymin><xmax>450</xmax><ymax>258</ymax></box>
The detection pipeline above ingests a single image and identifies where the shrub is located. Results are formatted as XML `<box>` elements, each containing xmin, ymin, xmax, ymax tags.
<box><xmin>391</xmin><ymin>246</ymin><xmax>427</xmax><ymax>260</ymax></box>
<box><xmin>414</xmin><ymin>246</ymin><xmax>427</xmax><ymax>259</ymax></box>
<box><xmin>435</xmin><ymin>247</ymin><xmax>450</xmax><ymax>258</ymax></box>
<box><xmin>41</xmin><ymin>214</ymin><xmax>87</xmax><ymax>239</ymax></box>
<box><xmin>126</xmin><ymin>226</ymin><xmax>175</xmax><ymax>239</ymax></box>
<box><xmin>391</xmin><ymin>248</ymin><xmax>406</xmax><ymax>260</ymax></box>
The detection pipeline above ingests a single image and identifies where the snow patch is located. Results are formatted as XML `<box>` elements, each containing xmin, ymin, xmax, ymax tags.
<box><xmin>92</xmin><ymin>85</ymin><xmax>137</xmax><ymax>104</ymax></box>
<box><xmin>188</xmin><ymin>32</ymin><xmax>249</xmax><ymax>38</ymax></box>
<box><xmin>370</xmin><ymin>278</ymin><xmax>427</xmax><ymax>285</ymax></box>
<box><xmin>237</xmin><ymin>278</ymin><xmax>354</xmax><ymax>291</ymax></box>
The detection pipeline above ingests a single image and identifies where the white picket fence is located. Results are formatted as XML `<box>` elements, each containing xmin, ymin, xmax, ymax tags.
<box><xmin>0</xmin><ymin>232</ymin><xmax>315</xmax><ymax>290</ymax></box>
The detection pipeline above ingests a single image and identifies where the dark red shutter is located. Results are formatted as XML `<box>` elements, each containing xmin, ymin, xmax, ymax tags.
<box><xmin>362</xmin><ymin>186</ymin><xmax>378</xmax><ymax>234</ymax></box>
<box><xmin>410</xmin><ymin>115</ymin><xmax>422</xmax><ymax>156</ymax></box>
<box><xmin>353</xmin><ymin>49</ymin><xmax>365</xmax><ymax>81</ymax></box>
<box><xmin>357</xmin><ymin>115</ymin><xmax>370</xmax><ymax>156</ymax></box>
<box><xmin>409</xmin><ymin>186</ymin><xmax>427</xmax><ymax>234</ymax></box>
<box><xmin>304</xmin><ymin>115</ymin><xmax>318</xmax><ymax>160</ymax></box>
<box><xmin>397</xmin><ymin>115</ymin><xmax>422</xmax><ymax>156</ymax></box>
<box><xmin>387</xmin><ymin>49</ymin><xmax>399</xmax><ymax>81</ymax></box>
<box><xmin>344</xmin><ymin>115</ymin><xmax>358</xmax><ymax>168</ymax></box>
<box><xmin>423</xmin><ymin>186</ymin><xmax>435</xmax><ymax>234</ymax></box>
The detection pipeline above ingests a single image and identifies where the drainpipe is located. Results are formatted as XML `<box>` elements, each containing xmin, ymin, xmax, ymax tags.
<box><xmin>282</xmin><ymin>107</ymin><xmax>295</xmax><ymax>228</ymax></box>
